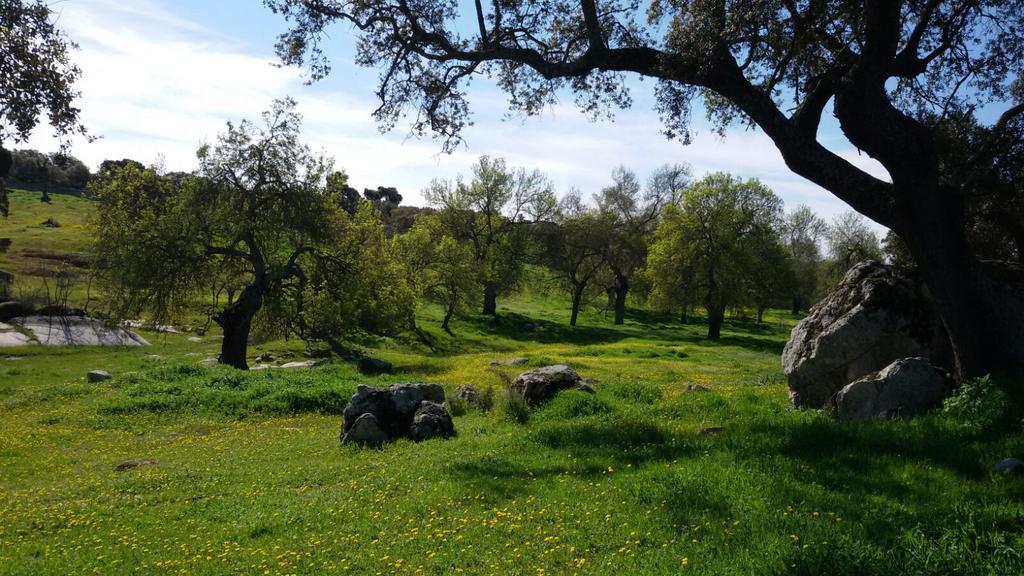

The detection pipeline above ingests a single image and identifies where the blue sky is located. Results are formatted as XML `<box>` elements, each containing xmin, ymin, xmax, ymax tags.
<box><xmin>27</xmin><ymin>0</ymin><xmax>893</xmax><ymax>223</ymax></box>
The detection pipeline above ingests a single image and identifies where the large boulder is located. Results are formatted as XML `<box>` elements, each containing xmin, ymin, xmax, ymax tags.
<box><xmin>341</xmin><ymin>383</ymin><xmax>449</xmax><ymax>445</ymax></box>
<box><xmin>834</xmin><ymin>357</ymin><xmax>953</xmax><ymax>421</ymax></box>
<box><xmin>357</xmin><ymin>357</ymin><xmax>393</xmax><ymax>375</ymax></box>
<box><xmin>7</xmin><ymin>315</ymin><xmax>150</xmax><ymax>346</ymax></box>
<box><xmin>341</xmin><ymin>413</ymin><xmax>388</xmax><ymax>447</ymax></box>
<box><xmin>783</xmin><ymin>260</ymin><xmax>948</xmax><ymax>408</ymax></box>
<box><xmin>510</xmin><ymin>365</ymin><xmax>582</xmax><ymax>405</ymax></box>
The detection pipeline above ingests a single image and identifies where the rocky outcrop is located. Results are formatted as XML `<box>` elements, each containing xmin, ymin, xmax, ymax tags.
<box><xmin>340</xmin><ymin>384</ymin><xmax>453</xmax><ymax>445</ymax></box>
<box><xmin>2</xmin><ymin>315</ymin><xmax>149</xmax><ymax>347</ymax></box>
<box><xmin>783</xmin><ymin>261</ymin><xmax>948</xmax><ymax>408</ymax></box>
<box><xmin>490</xmin><ymin>357</ymin><xmax>528</xmax><ymax>367</ymax></box>
<box><xmin>510</xmin><ymin>365</ymin><xmax>586</xmax><ymax>405</ymax></box>
<box><xmin>834</xmin><ymin>357</ymin><xmax>952</xmax><ymax>421</ymax></box>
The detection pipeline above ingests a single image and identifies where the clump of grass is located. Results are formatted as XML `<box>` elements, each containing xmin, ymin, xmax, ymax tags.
<box><xmin>446</xmin><ymin>396</ymin><xmax>469</xmax><ymax>417</ymax></box>
<box><xmin>539</xmin><ymin>390</ymin><xmax>614</xmax><ymax>419</ymax></box>
<box><xmin>608</xmin><ymin>380</ymin><xmax>663</xmax><ymax>404</ymax></box>
<box><xmin>500</xmin><ymin>390</ymin><xmax>530</xmax><ymax>424</ymax></box>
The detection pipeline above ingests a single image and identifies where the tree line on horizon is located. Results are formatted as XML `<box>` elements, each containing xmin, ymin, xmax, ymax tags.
<box><xmin>79</xmin><ymin>99</ymin><xmax>896</xmax><ymax>369</ymax></box>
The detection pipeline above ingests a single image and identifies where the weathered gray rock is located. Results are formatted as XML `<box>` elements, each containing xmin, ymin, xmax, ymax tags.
<box><xmin>87</xmin><ymin>370</ymin><xmax>112</xmax><ymax>383</ymax></box>
<box><xmin>198</xmin><ymin>358</ymin><xmax>219</xmax><ymax>367</ymax></box>
<box><xmin>7</xmin><ymin>316</ymin><xmax>150</xmax><ymax>347</ymax></box>
<box><xmin>255</xmin><ymin>352</ymin><xmax>275</xmax><ymax>363</ymax></box>
<box><xmin>409</xmin><ymin>401</ymin><xmax>456</xmax><ymax>442</ymax></box>
<box><xmin>490</xmin><ymin>357</ymin><xmax>528</xmax><ymax>367</ymax></box>
<box><xmin>341</xmin><ymin>384</ymin><xmax>447</xmax><ymax>445</ymax></box>
<box><xmin>0</xmin><ymin>322</ymin><xmax>35</xmax><ymax>346</ymax></box>
<box><xmin>280</xmin><ymin>360</ymin><xmax>317</xmax><ymax>369</ymax></box>
<box><xmin>510</xmin><ymin>365</ymin><xmax>582</xmax><ymax>405</ymax></box>
<box><xmin>783</xmin><ymin>261</ymin><xmax>949</xmax><ymax>408</ymax></box>
<box><xmin>187</xmin><ymin>336</ymin><xmax>203</xmax><ymax>343</ymax></box>
<box><xmin>457</xmin><ymin>384</ymin><xmax>479</xmax><ymax>403</ymax></box>
<box><xmin>341</xmin><ymin>413</ymin><xmax>388</xmax><ymax>447</ymax></box>
<box><xmin>576</xmin><ymin>380</ymin><xmax>596</xmax><ymax>394</ymax></box>
<box><xmin>834</xmin><ymin>357</ymin><xmax>952</xmax><ymax>421</ymax></box>
<box><xmin>992</xmin><ymin>458</ymin><xmax>1024</xmax><ymax>476</ymax></box>
<box><xmin>357</xmin><ymin>357</ymin><xmax>393</xmax><ymax>375</ymax></box>
<box><xmin>686</xmin><ymin>383</ymin><xmax>711</xmax><ymax>392</ymax></box>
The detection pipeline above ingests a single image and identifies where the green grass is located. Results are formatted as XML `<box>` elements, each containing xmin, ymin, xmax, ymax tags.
<box><xmin>2</xmin><ymin>293</ymin><xmax>1023</xmax><ymax>575</ymax></box>
<box><xmin>2</xmin><ymin>189</ymin><xmax>1023</xmax><ymax>573</ymax></box>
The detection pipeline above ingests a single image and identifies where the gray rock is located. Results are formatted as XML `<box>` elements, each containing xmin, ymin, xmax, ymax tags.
<box><xmin>576</xmin><ymin>381</ymin><xmax>596</xmax><ymax>394</ymax></box>
<box><xmin>783</xmin><ymin>261</ymin><xmax>949</xmax><ymax>408</ymax></box>
<box><xmin>490</xmin><ymin>357</ymin><xmax>528</xmax><ymax>367</ymax></box>
<box><xmin>686</xmin><ymin>383</ymin><xmax>711</xmax><ymax>392</ymax></box>
<box><xmin>341</xmin><ymin>413</ymin><xmax>389</xmax><ymax>447</ymax></box>
<box><xmin>87</xmin><ymin>370</ymin><xmax>112</xmax><ymax>383</ymax></box>
<box><xmin>280</xmin><ymin>360</ymin><xmax>317</xmax><ymax>369</ymax></box>
<box><xmin>341</xmin><ymin>383</ymin><xmax>447</xmax><ymax>444</ymax></box>
<box><xmin>409</xmin><ymin>401</ymin><xmax>456</xmax><ymax>442</ymax></box>
<box><xmin>4</xmin><ymin>316</ymin><xmax>150</xmax><ymax>347</ymax></box>
<box><xmin>0</xmin><ymin>322</ymin><xmax>35</xmax><ymax>347</ymax></box>
<box><xmin>510</xmin><ymin>365</ymin><xmax>582</xmax><ymax>405</ymax></box>
<box><xmin>992</xmin><ymin>458</ymin><xmax>1024</xmax><ymax>476</ymax></box>
<box><xmin>250</xmin><ymin>364</ymin><xmax>273</xmax><ymax>371</ymax></box>
<box><xmin>198</xmin><ymin>358</ymin><xmax>219</xmax><ymax>367</ymax></box>
<box><xmin>357</xmin><ymin>357</ymin><xmax>393</xmax><ymax>375</ymax></box>
<box><xmin>114</xmin><ymin>458</ymin><xmax>157</xmax><ymax>471</ymax></box>
<box><xmin>187</xmin><ymin>336</ymin><xmax>203</xmax><ymax>343</ymax></box>
<box><xmin>194</xmin><ymin>328</ymin><xmax>206</xmax><ymax>336</ymax></box>
<box><xmin>255</xmin><ymin>352</ymin><xmax>275</xmax><ymax>363</ymax></box>
<box><xmin>834</xmin><ymin>357</ymin><xmax>952</xmax><ymax>421</ymax></box>
<box><xmin>145</xmin><ymin>354</ymin><xmax>163</xmax><ymax>361</ymax></box>
<box><xmin>457</xmin><ymin>384</ymin><xmax>479</xmax><ymax>403</ymax></box>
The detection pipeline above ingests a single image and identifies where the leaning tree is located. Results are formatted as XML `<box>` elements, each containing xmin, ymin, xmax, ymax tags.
<box><xmin>265</xmin><ymin>0</ymin><xmax>1024</xmax><ymax>382</ymax></box>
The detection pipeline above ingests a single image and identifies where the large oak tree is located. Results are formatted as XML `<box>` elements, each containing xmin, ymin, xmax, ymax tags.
<box><xmin>266</xmin><ymin>0</ymin><xmax>1024</xmax><ymax>381</ymax></box>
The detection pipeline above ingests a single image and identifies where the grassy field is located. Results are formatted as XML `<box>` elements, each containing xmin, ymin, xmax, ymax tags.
<box><xmin>2</xmin><ymin>190</ymin><xmax>1024</xmax><ymax>575</ymax></box>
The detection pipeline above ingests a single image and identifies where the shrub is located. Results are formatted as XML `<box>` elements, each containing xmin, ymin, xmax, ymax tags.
<box><xmin>942</xmin><ymin>375</ymin><xmax>1016</xmax><ymax>436</ymax></box>
<box><xmin>501</xmin><ymin>391</ymin><xmax>530</xmax><ymax>424</ymax></box>
<box><xmin>447</xmin><ymin>396</ymin><xmax>469</xmax><ymax>417</ymax></box>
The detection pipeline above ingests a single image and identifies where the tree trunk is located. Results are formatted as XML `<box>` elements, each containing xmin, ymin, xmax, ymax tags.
<box><xmin>791</xmin><ymin>295</ymin><xmax>801</xmax><ymax>316</ymax></box>
<box><xmin>679</xmin><ymin>305</ymin><xmax>688</xmax><ymax>324</ymax></box>
<box><xmin>482</xmin><ymin>283</ymin><xmax>498</xmax><ymax>315</ymax></box>
<box><xmin>442</xmin><ymin>293</ymin><xmax>456</xmax><ymax>333</ymax></box>
<box><xmin>570</xmin><ymin>284</ymin><xmax>584</xmax><ymax>326</ymax></box>
<box><xmin>213</xmin><ymin>284</ymin><xmax>263</xmax><ymax>369</ymax></box>
<box><xmin>707</xmin><ymin>304</ymin><xmax>725</xmax><ymax>339</ymax></box>
<box><xmin>613</xmin><ymin>278</ymin><xmax>628</xmax><ymax>325</ymax></box>
<box><xmin>757</xmin><ymin>305</ymin><xmax>766</xmax><ymax>324</ymax></box>
<box><xmin>898</xmin><ymin>203</ymin><xmax>1024</xmax><ymax>383</ymax></box>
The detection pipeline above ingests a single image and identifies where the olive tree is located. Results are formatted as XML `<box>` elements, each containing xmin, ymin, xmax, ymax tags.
<box><xmin>540</xmin><ymin>191</ymin><xmax>608</xmax><ymax>326</ymax></box>
<box><xmin>266</xmin><ymin>0</ymin><xmax>1024</xmax><ymax>381</ymax></box>
<box><xmin>648</xmin><ymin>173</ymin><xmax>784</xmax><ymax>339</ymax></box>
<box><xmin>423</xmin><ymin>156</ymin><xmax>556</xmax><ymax>315</ymax></box>
<box><xmin>92</xmin><ymin>99</ymin><xmax>355</xmax><ymax>369</ymax></box>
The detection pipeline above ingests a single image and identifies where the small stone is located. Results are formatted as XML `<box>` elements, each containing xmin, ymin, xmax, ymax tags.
<box><xmin>87</xmin><ymin>370</ymin><xmax>112</xmax><ymax>383</ymax></box>
<box><xmin>576</xmin><ymin>381</ymin><xmax>596</xmax><ymax>394</ymax></box>
<box><xmin>490</xmin><ymin>357</ymin><xmax>528</xmax><ymax>367</ymax></box>
<box><xmin>250</xmin><ymin>364</ymin><xmax>273</xmax><ymax>371</ymax></box>
<box><xmin>992</xmin><ymin>458</ymin><xmax>1024</xmax><ymax>476</ymax></box>
<box><xmin>194</xmin><ymin>328</ymin><xmax>206</xmax><ymax>336</ymax></box>
<box><xmin>198</xmin><ymin>358</ymin><xmax>219</xmax><ymax>367</ymax></box>
<box><xmin>280</xmin><ymin>360</ymin><xmax>317</xmax><ymax>369</ymax></box>
<box><xmin>686</xmin><ymin>383</ymin><xmax>711</xmax><ymax>392</ymax></box>
<box><xmin>255</xmin><ymin>352</ymin><xmax>275</xmax><ymax>363</ymax></box>
<box><xmin>457</xmin><ymin>384</ymin><xmax>479</xmax><ymax>402</ymax></box>
<box><xmin>145</xmin><ymin>354</ymin><xmax>162</xmax><ymax>361</ymax></box>
<box><xmin>115</xmin><ymin>458</ymin><xmax>157</xmax><ymax>471</ymax></box>
<box><xmin>187</xmin><ymin>336</ymin><xmax>203</xmax><ymax>343</ymax></box>
<box><xmin>699</xmin><ymin>427</ymin><xmax>725</xmax><ymax>436</ymax></box>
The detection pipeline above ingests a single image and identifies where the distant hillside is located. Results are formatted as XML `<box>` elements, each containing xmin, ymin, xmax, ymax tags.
<box><xmin>0</xmin><ymin>189</ymin><xmax>96</xmax><ymax>306</ymax></box>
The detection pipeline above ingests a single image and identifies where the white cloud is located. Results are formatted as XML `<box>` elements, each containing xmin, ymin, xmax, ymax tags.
<box><xmin>24</xmin><ymin>0</ymin><xmax>889</xmax><ymax>234</ymax></box>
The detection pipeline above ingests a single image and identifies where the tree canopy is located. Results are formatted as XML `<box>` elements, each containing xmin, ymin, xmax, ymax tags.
<box><xmin>266</xmin><ymin>0</ymin><xmax>1024</xmax><ymax>381</ymax></box>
